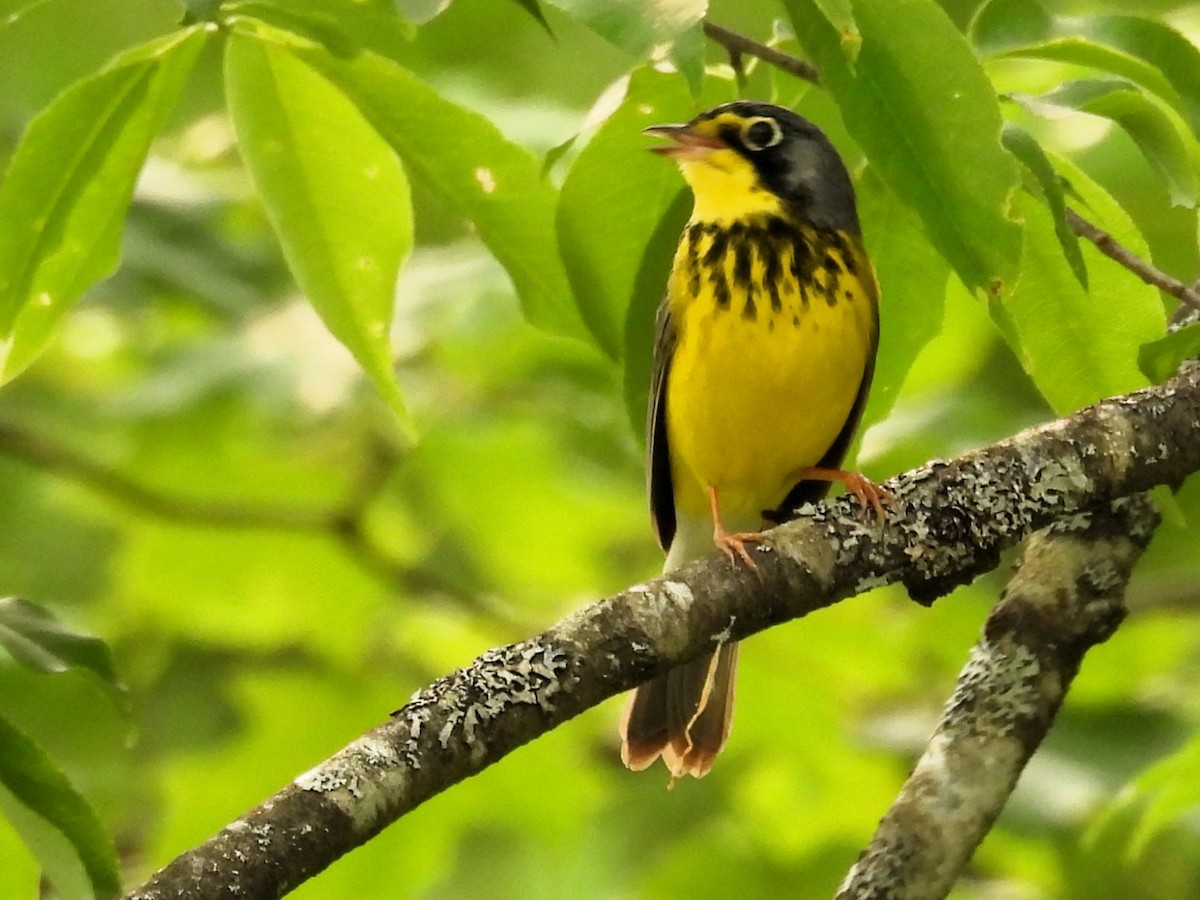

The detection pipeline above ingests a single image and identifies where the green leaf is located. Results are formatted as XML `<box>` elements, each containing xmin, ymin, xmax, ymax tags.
<box><xmin>991</xmin><ymin>154</ymin><xmax>1165</xmax><ymax>414</ymax></box>
<box><xmin>541</xmin><ymin>0</ymin><xmax>707</xmax><ymax>59</ymax></box>
<box><xmin>1016</xmin><ymin>79</ymin><xmax>1200</xmax><ymax>208</ymax></box>
<box><xmin>668</xmin><ymin>22</ymin><xmax>706</xmax><ymax>98</ymax></box>
<box><xmin>557</xmin><ymin>67</ymin><xmax>708</xmax><ymax>358</ymax></box>
<box><xmin>0</xmin><ymin>0</ymin><xmax>54</xmax><ymax>27</ymax></box>
<box><xmin>1089</xmin><ymin>727</ymin><xmax>1200</xmax><ymax>859</ymax></box>
<box><xmin>1139</xmin><ymin>321</ymin><xmax>1200</xmax><ymax>383</ymax></box>
<box><xmin>225</xmin><ymin>34</ymin><xmax>416</xmax><ymax>440</ymax></box>
<box><xmin>1000</xmin><ymin>123</ymin><xmax>1087</xmax><ymax>288</ymax></box>
<box><xmin>812</xmin><ymin>0</ymin><xmax>861</xmax><ymax>64</ymax></box>
<box><xmin>179</xmin><ymin>0</ymin><xmax>221</xmax><ymax>22</ymax></box>
<box><xmin>1082</xmin><ymin>15</ymin><xmax>1200</xmax><ymax>136</ymax></box>
<box><xmin>1149</xmin><ymin>483</ymin><xmax>1187</xmax><ymax>530</ymax></box>
<box><xmin>254</xmin><ymin>22</ymin><xmax>585</xmax><ymax>342</ymax></box>
<box><xmin>505</xmin><ymin>0</ymin><xmax>554</xmax><ymax>36</ymax></box>
<box><xmin>972</xmin><ymin>0</ymin><xmax>1200</xmax><ymax>138</ymax></box>
<box><xmin>223</xmin><ymin>0</ymin><xmax>416</xmax><ymax>64</ymax></box>
<box><xmin>0</xmin><ymin>27</ymin><xmax>207</xmax><ymax>383</ymax></box>
<box><xmin>784</xmin><ymin>0</ymin><xmax>1023</xmax><ymax>297</ymax></box>
<box><xmin>0</xmin><ymin>598</ymin><xmax>119</xmax><ymax>687</ymax></box>
<box><xmin>855</xmin><ymin>165</ymin><xmax>950</xmax><ymax>429</ymax></box>
<box><xmin>0</xmin><ymin>715</ymin><xmax>119</xmax><ymax>900</ymax></box>
<box><xmin>969</xmin><ymin>0</ymin><xmax>1055</xmax><ymax>55</ymax></box>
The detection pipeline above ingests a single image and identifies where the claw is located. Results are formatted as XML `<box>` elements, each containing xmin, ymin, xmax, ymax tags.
<box><xmin>715</xmin><ymin>529</ymin><xmax>763</xmax><ymax>570</ymax></box>
<box><xmin>794</xmin><ymin>466</ymin><xmax>889</xmax><ymax>523</ymax></box>
<box><xmin>707</xmin><ymin>485</ymin><xmax>764</xmax><ymax>570</ymax></box>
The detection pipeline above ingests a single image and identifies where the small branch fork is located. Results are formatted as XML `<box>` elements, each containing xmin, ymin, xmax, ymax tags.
<box><xmin>702</xmin><ymin>21</ymin><xmax>820</xmax><ymax>84</ymax></box>
<box><xmin>125</xmin><ymin>362</ymin><xmax>1200</xmax><ymax>899</ymax></box>
<box><xmin>837</xmin><ymin>494</ymin><xmax>1159</xmax><ymax>898</ymax></box>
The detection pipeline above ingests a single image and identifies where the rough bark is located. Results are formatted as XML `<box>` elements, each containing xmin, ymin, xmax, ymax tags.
<box><xmin>836</xmin><ymin>493</ymin><xmax>1159</xmax><ymax>899</ymax></box>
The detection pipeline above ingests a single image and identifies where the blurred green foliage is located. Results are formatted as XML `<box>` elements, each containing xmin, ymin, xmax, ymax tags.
<box><xmin>0</xmin><ymin>0</ymin><xmax>1198</xmax><ymax>897</ymax></box>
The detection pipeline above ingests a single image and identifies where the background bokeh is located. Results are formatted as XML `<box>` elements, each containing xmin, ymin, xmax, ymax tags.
<box><xmin>1</xmin><ymin>1</ymin><xmax>1199</xmax><ymax>897</ymax></box>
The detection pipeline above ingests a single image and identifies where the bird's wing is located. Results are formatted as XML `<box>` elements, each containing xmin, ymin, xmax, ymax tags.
<box><xmin>647</xmin><ymin>297</ymin><xmax>678</xmax><ymax>552</ymax></box>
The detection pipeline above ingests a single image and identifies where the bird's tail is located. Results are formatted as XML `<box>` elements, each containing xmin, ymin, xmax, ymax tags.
<box><xmin>619</xmin><ymin>641</ymin><xmax>738</xmax><ymax>779</ymax></box>
<box><xmin>619</xmin><ymin>511</ymin><xmax>747</xmax><ymax>778</ymax></box>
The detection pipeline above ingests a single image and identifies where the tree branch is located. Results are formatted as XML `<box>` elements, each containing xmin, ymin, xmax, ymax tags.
<box><xmin>837</xmin><ymin>493</ymin><xmax>1159</xmax><ymax>899</ymax></box>
<box><xmin>125</xmin><ymin>364</ymin><xmax>1200</xmax><ymax>900</ymax></box>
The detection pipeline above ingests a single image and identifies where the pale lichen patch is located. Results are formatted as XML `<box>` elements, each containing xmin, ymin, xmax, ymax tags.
<box><xmin>662</xmin><ymin>580</ymin><xmax>694</xmax><ymax>608</ymax></box>
<box><xmin>420</xmin><ymin>640</ymin><xmax>571</xmax><ymax>752</ymax></box>
<box><xmin>295</xmin><ymin>764</ymin><xmax>362</xmax><ymax>798</ymax></box>
<box><xmin>945</xmin><ymin>642</ymin><xmax>1042</xmax><ymax>739</ymax></box>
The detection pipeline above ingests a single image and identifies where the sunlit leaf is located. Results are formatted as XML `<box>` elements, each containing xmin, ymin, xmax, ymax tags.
<box><xmin>1000</xmin><ymin>123</ymin><xmax>1087</xmax><ymax>288</ymax></box>
<box><xmin>784</xmin><ymin>0</ymin><xmax>1023</xmax><ymax>297</ymax></box>
<box><xmin>223</xmin><ymin>0</ymin><xmax>416</xmax><ymax>64</ymax></box>
<box><xmin>0</xmin><ymin>0</ymin><xmax>54</xmax><ymax>27</ymax></box>
<box><xmin>972</xmin><ymin>0</ymin><xmax>1200</xmax><ymax>137</ymax></box>
<box><xmin>812</xmin><ymin>0</ymin><xmax>860</xmax><ymax>63</ymax></box>
<box><xmin>225</xmin><ymin>33</ymin><xmax>416</xmax><ymax>439</ymax></box>
<box><xmin>0</xmin><ymin>27</ymin><xmax>207</xmax><ymax>383</ymax></box>
<box><xmin>990</xmin><ymin>154</ymin><xmax>1165</xmax><ymax>414</ymax></box>
<box><xmin>1081</xmin><ymin>15</ymin><xmax>1200</xmax><ymax>135</ymax></box>
<box><xmin>0</xmin><ymin>597</ymin><xmax>119</xmax><ymax>686</ymax></box>
<box><xmin>1139</xmin><ymin>321</ymin><xmax>1200</xmax><ymax>383</ymax></box>
<box><xmin>1014</xmin><ymin>79</ymin><xmax>1200</xmax><ymax>208</ymax></box>
<box><xmin>541</xmin><ymin>0</ymin><xmax>706</xmax><ymax>59</ymax></box>
<box><xmin>253</xmin><ymin>22</ymin><xmax>586</xmax><ymax>341</ymax></box>
<box><xmin>0</xmin><ymin>715</ymin><xmax>119</xmax><ymax>900</ymax></box>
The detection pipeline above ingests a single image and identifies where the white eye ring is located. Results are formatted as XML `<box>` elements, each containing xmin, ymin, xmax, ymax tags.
<box><xmin>742</xmin><ymin>117</ymin><xmax>783</xmax><ymax>151</ymax></box>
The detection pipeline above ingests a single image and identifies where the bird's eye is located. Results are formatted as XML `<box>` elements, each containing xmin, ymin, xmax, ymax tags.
<box><xmin>742</xmin><ymin>117</ymin><xmax>783</xmax><ymax>151</ymax></box>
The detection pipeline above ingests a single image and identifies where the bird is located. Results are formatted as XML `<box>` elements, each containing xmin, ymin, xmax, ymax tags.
<box><xmin>619</xmin><ymin>101</ymin><xmax>883</xmax><ymax>780</ymax></box>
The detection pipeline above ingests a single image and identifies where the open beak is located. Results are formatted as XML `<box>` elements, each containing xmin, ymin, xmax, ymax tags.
<box><xmin>644</xmin><ymin>124</ymin><xmax>726</xmax><ymax>159</ymax></box>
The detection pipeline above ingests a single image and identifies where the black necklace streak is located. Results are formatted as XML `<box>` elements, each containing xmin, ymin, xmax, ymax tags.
<box><xmin>681</xmin><ymin>216</ymin><xmax>855</xmax><ymax>325</ymax></box>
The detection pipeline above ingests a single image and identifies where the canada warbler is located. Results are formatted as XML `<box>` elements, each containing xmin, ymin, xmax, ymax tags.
<box><xmin>620</xmin><ymin>101</ymin><xmax>883</xmax><ymax>779</ymax></box>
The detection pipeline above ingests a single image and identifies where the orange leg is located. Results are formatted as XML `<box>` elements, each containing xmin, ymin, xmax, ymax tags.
<box><xmin>708</xmin><ymin>485</ymin><xmax>763</xmax><ymax>570</ymax></box>
<box><xmin>794</xmin><ymin>466</ymin><xmax>889</xmax><ymax>522</ymax></box>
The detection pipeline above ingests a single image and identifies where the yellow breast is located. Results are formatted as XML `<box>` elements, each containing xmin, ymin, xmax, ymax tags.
<box><xmin>665</xmin><ymin>215</ymin><xmax>877</xmax><ymax>525</ymax></box>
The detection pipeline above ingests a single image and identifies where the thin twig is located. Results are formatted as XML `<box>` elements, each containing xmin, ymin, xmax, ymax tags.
<box><xmin>702</xmin><ymin>21</ymin><xmax>820</xmax><ymax>85</ymax></box>
<box><xmin>1067</xmin><ymin>208</ymin><xmax>1200</xmax><ymax>311</ymax></box>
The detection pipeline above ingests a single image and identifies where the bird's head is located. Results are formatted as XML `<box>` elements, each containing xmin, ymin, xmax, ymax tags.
<box><xmin>645</xmin><ymin>101</ymin><xmax>860</xmax><ymax>233</ymax></box>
